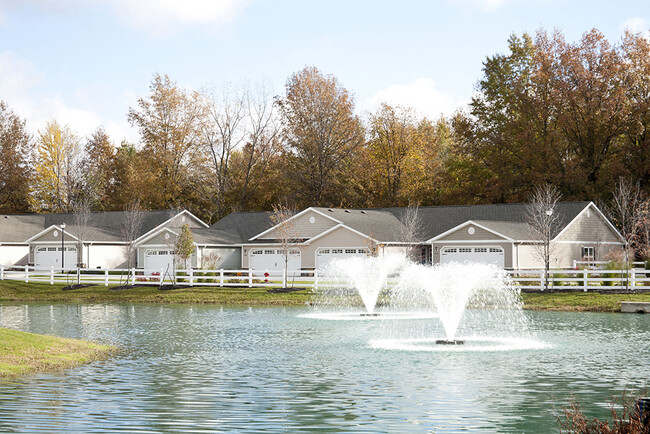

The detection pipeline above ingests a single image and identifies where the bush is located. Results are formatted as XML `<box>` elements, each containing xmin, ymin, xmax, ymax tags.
<box><xmin>558</xmin><ymin>392</ymin><xmax>649</xmax><ymax>433</ymax></box>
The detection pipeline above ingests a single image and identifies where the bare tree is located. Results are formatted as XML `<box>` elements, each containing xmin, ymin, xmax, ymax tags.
<box><xmin>237</xmin><ymin>84</ymin><xmax>281</xmax><ymax>210</ymax></box>
<box><xmin>396</xmin><ymin>204</ymin><xmax>423</xmax><ymax>262</ymax></box>
<box><xmin>526</xmin><ymin>184</ymin><xmax>562</xmax><ymax>290</ymax></box>
<box><xmin>606</xmin><ymin>178</ymin><xmax>645</xmax><ymax>267</ymax></box>
<box><xmin>199</xmin><ymin>85</ymin><xmax>246</xmax><ymax>219</ymax></box>
<box><xmin>269</xmin><ymin>203</ymin><xmax>301</xmax><ymax>288</ymax></box>
<box><xmin>72</xmin><ymin>198</ymin><xmax>93</xmax><ymax>280</ymax></box>
<box><xmin>634</xmin><ymin>200</ymin><xmax>650</xmax><ymax>262</ymax></box>
<box><xmin>121</xmin><ymin>200</ymin><xmax>144</xmax><ymax>280</ymax></box>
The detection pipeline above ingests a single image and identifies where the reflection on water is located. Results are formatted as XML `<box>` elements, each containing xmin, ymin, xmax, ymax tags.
<box><xmin>0</xmin><ymin>303</ymin><xmax>648</xmax><ymax>432</ymax></box>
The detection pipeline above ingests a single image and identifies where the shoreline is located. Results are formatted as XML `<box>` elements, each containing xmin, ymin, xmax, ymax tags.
<box><xmin>0</xmin><ymin>327</ymin><xmax>116</xmax><ymax>380</ymax></box>
<box><xmin>1</xmin><ymin>281</ymin><xmax>650</xmax><ymax>313</ymax></box>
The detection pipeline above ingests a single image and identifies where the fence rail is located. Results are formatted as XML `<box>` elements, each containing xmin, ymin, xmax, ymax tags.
<box><xmin>0</xmin><ymin>265</ymin><xmax>648</xmax><ymax>292</ymax></box>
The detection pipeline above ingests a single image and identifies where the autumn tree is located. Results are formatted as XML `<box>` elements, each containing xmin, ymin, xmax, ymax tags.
<box><xmin>174</xmin><ymin>223</ymin><xmax>195</xmax><ymax>270</ymax></box>
<box><xmin>29</xmin><ymin>120</ymin><xmax>82</xmax><ymax>213</ymax></box>
<box><xmin>80</xmin><ymin>128</ymin><xmax>114</xmax><ymax>209</ymax></box>
<box><xmin>278</xmin><ymin>66</ymin><xmax>365</xmax><ymax>207</ymax></box>
<box><xmin>128</xmin><ymin>74</ymin><xmax>202</xmax><ymax>208</ymax></box>
<box><xmin>0</xmin><ymin>101</ymin><xmax>32</xmax><ymax>213</ymax></box>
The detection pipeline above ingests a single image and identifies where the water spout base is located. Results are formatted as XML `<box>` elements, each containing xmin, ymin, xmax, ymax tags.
<box><xmin>360</xmin><ymin>313</ymin><xmax>380</xmax><ymax>317</ymax></box>
<box><xmin>435</xmin><ymin>339</ymin><xmax>465</xmax><ymax>345</ymax></box>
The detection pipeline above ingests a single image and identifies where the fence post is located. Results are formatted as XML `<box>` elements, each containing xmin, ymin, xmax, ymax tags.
<box><xmin>50</xmin><ymin>266</ymin><xmax>54</xmax><ymax>285</ymax></box>
<box><xmin>130</xmin><ymin>268</ymin><xmax>135</xmax><ymax>286</ymax></box>
<box><xmin>539</xmin><ymin>270</ymin><xmax>544</xmax><ymax>292</ymax></box>
<box><xmin>631</xmin><ymin>268</ymin><xmax>636</xmax><ymax>291</ymax></box>
<box><xmin>189</xmin><ymin>268</ymin><xmax>194</xmax><ymax>287</ymax></box>
<box><xmin>105</xmin><ymin>269</ymin><xmax>109</xmax><ymax>286</ymax></box>
<box><xmin>0</xmin><ymin>266</ymin><xmax>4</xmax><ymax>280</ymax></box>
<box><xmin>77</xmin><ymin>268</ymin><xmax>80</xmax><ymax>285</ymax></box>
<box><xmin>583</xmin><ymin>269</ymin><xmax>588</xmax><ymax>292</ymax></box>
<box><xmin>220</xmin><ymin>269</ymin><xmax>224</xmax><ymax>287</ymax></box>
<box><xmin>283</xmin><ymin>269</ymin><xmax>287</xmax><ymax>288</ymax></box>
<box><xmin>314</xmin><ymin>269</ymin><xmax>318</xmax><ymax>291</ymax></box>
<box><xmin>248</xmin><ymin>269</ymin><xmax>253</xmax><ymax>288</ymax></box>
<box><xmin>25</xmin><ymin>265</ymin><xmax>28</xmax><ymax>283</ymax></box>
<box><xmin>159</xmin><ymin>268</ymin><xmax>164</xmax><ymax>285</ymax></box>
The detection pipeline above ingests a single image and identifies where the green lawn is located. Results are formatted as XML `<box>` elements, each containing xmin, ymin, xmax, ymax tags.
<box><xmin>1</xmin><ymin>280</ymin><xmax>649</xmax><ymax>312</ymax></box>
<box><xmin>0</xmin><ymin>280</ymin><xmax>313</xmax><ymax>306</ymax></box>
<box><xmin>0</xmin><ymin>327</ymin><xmax>116</xmax><ymax>379</ymax></box>
<box><xmin>520</xmin><ymin>292</ymin><xmax>650</xmax><ymax>312</ymax></box>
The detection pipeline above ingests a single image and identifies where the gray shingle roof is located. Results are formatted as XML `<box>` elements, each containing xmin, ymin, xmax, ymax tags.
<box><xmin>311</xmin><ymin>207</ymin><xmax>408</xmax><ymax>242</ymax></box>
<box><xmin>381</xmin><ymin>201</ymin><xmax>591</xmax><ymax>241</ymax></box>
<box><xmin>192</xmin><ymin>227</ymin><xmax>241</xmax><ymax>245</ymax></box>
<box><xmin>0</xmin><ymin>210</ymin><xmax>176</xmax><ymax>243</ymax></box>
<box><xmin>209</xmin><ymin>211</ymin><xmax>272</xmax><ymax>243</ymax></box>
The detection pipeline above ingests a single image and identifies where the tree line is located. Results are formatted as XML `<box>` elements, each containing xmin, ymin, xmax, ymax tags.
<box><xmin>1</xmin><ymin>28</ymin><xmax>649</xmax><ymax>224</ymax></box>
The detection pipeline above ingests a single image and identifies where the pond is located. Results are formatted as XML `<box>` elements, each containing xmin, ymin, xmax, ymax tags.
<box><xmin>0</xmin><ymin>303</ymin><xmax>648</xmax><ymax>432</ymax></box>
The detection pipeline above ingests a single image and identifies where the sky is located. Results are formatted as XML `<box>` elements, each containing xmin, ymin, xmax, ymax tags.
<box><xmin>0</xmin><ymin>0</ymin><xmax>648</xmax><ymax>144</ymax></box>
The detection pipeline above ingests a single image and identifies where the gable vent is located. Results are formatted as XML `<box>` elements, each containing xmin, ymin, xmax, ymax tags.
<box><xmin>360</xmin><ymin>211</ymin><xmax>366</xmax><ymax>214</ymax></box>
<box><xmin>344</xmin><ymin>210</ymin><xmax>350</xmax><ymax>213</ymax></box>
<box><xmin>328</xmin><ymin>209</ymin><xmax>333</xmax><ymax>212</ymax></box>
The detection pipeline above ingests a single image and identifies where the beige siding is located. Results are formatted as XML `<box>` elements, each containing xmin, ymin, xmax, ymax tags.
<box><xmin>556</xmin><ymin>205</ymin><xmax>621</xmax><ymax>243</ymax></box>
<box><xmin>88</xmin><ymin>245</ymin><xmax>128</xmax><ymax>269</ymax></box>
<box><xmin>432</xmin><ymin>241</ymin><xmax>513</xmax><ymax>268</ymax></box>
<box><xmin>437</xmin><ymin>224</ymin><xmax>507</xmax><ymax>241</ymax></box>
<box><xmin>258</xmin><ymin>210</ymin><xmax>337</xmax><ymax>240</ymax></box>
<box><xmin>31</xmin><ymin>228</ymin><xmax>75</xmax><ymax>243</ymax></box>
<box><xmin>515</xmin><ymin>241</ymin><xmax>621</xmax><ymax>269</ymax></box>
<box><xmin>0</xmin><ymin>245</ymin><xmax>29</xmax><ymax>266</ymax></box>
<box><xmin>200</xmin><ymin>247</ymin><xmax>241</xmax><ymax>269</ymax></box>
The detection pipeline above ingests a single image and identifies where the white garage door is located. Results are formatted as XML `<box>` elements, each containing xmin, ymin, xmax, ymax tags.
<box><xmin>249</xmin><ymin>249</ymin><xmax>301</xmax><ymax>271</ymax></box>
<box><xmin>315</xmin><ymin>248</ymin><xmax>369</xmax><ymax>270</ymax></box>
<box><xmin>34</xmin><ymin>246</ymin><xmax>77</xmax><ymax>270</ymax></box>
<box><xmin>144</xmin><ymin>249</ymin><xmax>175</xmax><ymax>272</ymax></box>
<box><xmin>440</xmin><ymin>246</ymin><xmax>505</xmax><ymax>268</ymax></box>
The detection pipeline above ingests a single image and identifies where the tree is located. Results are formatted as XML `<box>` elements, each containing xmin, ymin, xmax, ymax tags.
<box><xmin>367</xmin><ymin>103</ymin><xmax>417</xmax><ymax>206</ymax></box>
<box><xmin>606</xmin><ymin>178</ymin><xmax>646</xmax><ymax>269</ymax></box>
<box><xmin>269</xmin><ymin>203</ymin><xmax>300</xmax><ymax>288</ymax></box>
<box><xmin>278</xmin><ymin>66</ymin><xmax>365</xmax><ymax>206</ymax></box>
<box><xmin>80</xmin><ymin>128</ymin><xmax>114</xmax><ymax>209</ymax></box>
<box><xmin>29</xmin><ymin>120</ymin><xmax>82</xmax><ymax>212</ymax></box>
<box><xmin>174</xmin><ymin>223</ymin><xmax>195</xmax><ymax>270</ymax></box>
<box><xmin>395</xmin><ymin>204</ymin><xmax>423</xmax><ymax>262</ymax></box>
<box><xmin>526</xmin><ymin>184</ymin><xmax>562</xmax><ymax>290</ymax></box>
<box><xmin>128</xmin><ymin>74</ymin><xmax>202</xmax><ymax>208</ymax></box>
<box><xmin>121</xmin><ymin>199</ymin><xmax>144</xmax><ymax>275</ymax></box>
<box><xmin>197</xmin><ymin>85</ymin><xmax>246</xmax><ymax>220</ymax></box>
<box><xmin>0</xmin><ymin>101</ymin><xmax>32</xmax><ymax>213</ymax></box>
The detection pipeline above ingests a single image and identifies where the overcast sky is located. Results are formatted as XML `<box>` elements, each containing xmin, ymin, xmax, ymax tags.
<box><xmin>0</xmin><ymin>0</ymin><xmax>648</xmax><ymax>143</ymax></box>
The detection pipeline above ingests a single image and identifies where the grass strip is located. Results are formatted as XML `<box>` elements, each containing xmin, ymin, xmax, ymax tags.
<box><xmin>0</xmin><ymin>280</ymin><xmax>313</xmax><ymax>306</ymax></box>
<box><xmin>0</xmin><ymin>327</ymin><xmax>116</xmax><ymax>379</ymax></box>
<box><xmin>520</xmin><ymin>292</ymin><xmax>650</xmax><ymax>312</ymax></box>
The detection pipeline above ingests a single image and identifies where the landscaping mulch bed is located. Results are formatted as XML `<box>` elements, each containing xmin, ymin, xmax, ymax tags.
<box><xmin>109</xmin><ymin>284</ymin><xmax>151</xmax><ymax>291</ymax></box>
<box><xmin>62</xmin><ymin>284</ymin><xmax>97</xmax><ymax>291</ymax></box>
<box><xmin>267</xmin><ymin>287</ymin><xmax>306</xmax><ymax>293</ymax></box>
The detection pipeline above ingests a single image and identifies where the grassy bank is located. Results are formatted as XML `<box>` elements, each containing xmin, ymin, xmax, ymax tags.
<box><xmin>2</xmin><ymin>280</ymin><xmax>650</xmax><ymax>312</ymax></box>
<box><xmin>0</xmin><ymin>327</ymin><xmax>116</xmax><ymax>379</ymax></box>
<box><xmin>0</xmin><ymin>280</ymin><xmax>312</xmax><ymax>306</ymax></box>
<box><xmin>521</xmin><ymin>292</ymin><xmax>650</xmax><ymax>312</ymax></box>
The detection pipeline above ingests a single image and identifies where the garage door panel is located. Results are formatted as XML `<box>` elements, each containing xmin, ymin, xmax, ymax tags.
<box><xmin>315</xmin><ymin>248</ymin><xmax>369</xmax><ymax>270</ymax></box>
<box><xmin>144</xmin><ymin>249</ymin><xmax>175</xmax><ymax>272</ymax></box>
<box><xmin>440</xmin><ymin>246</ymin><xmax>504</xmax><ymax>268</ymax></box>
<box><xmin>34</xmin><ymin>246</ymin><xmax>77</xmax><ymax>270</ymax></box>
<box><xmin>249</xmin><ymin>249</ymin><xmax>301</xmax><ymax>271</ymax></box>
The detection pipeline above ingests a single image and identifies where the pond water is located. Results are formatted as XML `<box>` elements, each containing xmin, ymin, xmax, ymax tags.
<box><xmin>0</xmin><ymin>303</ymin><xmax>648</xmax><ymax>432</ymax></box>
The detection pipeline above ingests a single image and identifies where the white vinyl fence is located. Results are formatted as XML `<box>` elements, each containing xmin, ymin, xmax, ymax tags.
<box><xmin>0</xmin><ymin>265</ymin><xmax>648</xmax><ymax>292</ymax></box>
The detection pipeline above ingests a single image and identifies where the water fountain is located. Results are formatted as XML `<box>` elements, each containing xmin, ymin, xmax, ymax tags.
<box><xmin>303</xmin><ymin>253</ymin><xmax>437</xmax><ymax>320</ymax></box>
<box><xmin>372</xmin><ymin>261</ymin><xmax>543</xmax><ymax>351</ymax></box>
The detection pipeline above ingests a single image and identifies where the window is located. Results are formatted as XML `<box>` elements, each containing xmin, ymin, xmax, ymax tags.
<box><xmin>289</xmin><ymin>250</ymin><xmax>300</xmax><ymax>255</ymax></box>
<box><xmin>251</xmin><ymin>250</ymin><xmax>262</xmax><ymax>255</ymax></box>
<box><xmin>582</xmin><ymin>246</ymin><xmax>595</xmax><ymax>260</ymax></box>
<box><xmin>264</xmin><ymin>249</ymin><xmax>274</xmax><ymax>254</ymax></box>
<box><xmin>443</xmin><ymin>248</ymin><xmax>457</xmax><ymax>253</ymax></box>
<box><xmin>345</xmin><ymin>249</ymin><xmax>356</xmax><ymax>254</ymax></box>
<box><xmin>459</xmin><ymin>248</ymin><xmax>472</xmax><ymax>253</ymax></box>
<box><xmin>48</xmin><ymin>247</ymin><xmax>57</xmax><ymax>252</ymax></box>
<box><xmin>489</xmin><ymin>247</ymin><xmax>502</xmax><ymax>253</ymax></box>
<box><xmin>475</xmin><ymin>248</ymin><xmax>487</xmax><ymax>253</ymax></box>
<box><xmin>320</xmin><ymin>249</ymin><xmax>330</xmax><ymax>254</ymax></box>
<box><xmin>332</xmin><ymin>249</ymin><xmax>343</xmax><ymax>254</ymax></box>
